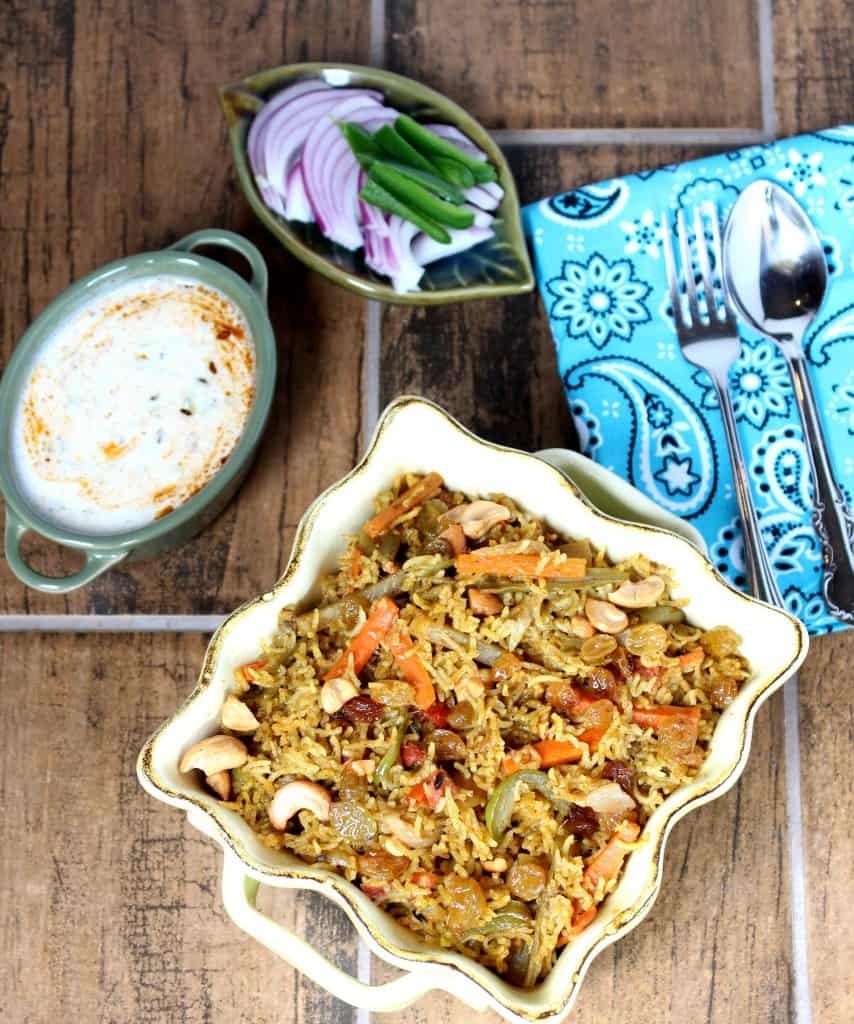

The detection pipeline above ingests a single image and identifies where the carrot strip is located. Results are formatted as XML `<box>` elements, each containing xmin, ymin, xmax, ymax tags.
<box><xmin>577</xmin><ymin>727</ymin><xmax>606</xmax><ymax>753</ymax></box>
<box><xmin>323</xmin><ymin>597</ymin><xmax>399</xmax><ymax>681</ymax></box>
<box><xmin>583</xmin><ymin>820</ymin><xmax>641</xmax><ymax>893</ymax></box>
<box><xmin>350</xmin><ymin>547</ymin><xmax>363</xmax><ymax>583</ymax></box>
<box><xmin>501</xmin><ymin>755</ymin><xmax>522</xmax><ymax>775</ymax></box>
<box><xmin>386</xmin><ymin>624</ymin><xmax>435</xmax><ymax>709</ymax></box>
<box><xmin>678</xmin><ymin>648</ymin><xmax>704</xmax><ymax>670</ymax></box>
<box><xmin>240</xmin><ymin>660</ymin><xmax>267</xmax><ymax>682</ymax></box>
<box><xmin>364</xmin><ymin>473</ymin><xmax>444</xmax><ymax>539</ymax></box>
<box><xmin>455</xmin><ymin>551</ymin><xmax>587</xmax><ymax>579</ymax></box>
<box><xmin>632</xmin><ymin>705</ymin><xmax>701</xmax><ymax>731</ymax></box>
<box><xmin>532</xmin><ymin>738</ymin><xmax>583</xmax><ymax>767</ymax></box>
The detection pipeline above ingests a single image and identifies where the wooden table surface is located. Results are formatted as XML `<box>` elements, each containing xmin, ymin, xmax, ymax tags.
<box><xmin>1</xmin><ymin>2</ymin><xmax>852</xmax><ymax>1022</ymax></box>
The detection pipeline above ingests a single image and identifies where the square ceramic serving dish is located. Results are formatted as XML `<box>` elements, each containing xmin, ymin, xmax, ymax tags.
<box><xmin>138</xmin><ymin>397</ymin><xmax>807</xmax><ymax>1024</ymax></box>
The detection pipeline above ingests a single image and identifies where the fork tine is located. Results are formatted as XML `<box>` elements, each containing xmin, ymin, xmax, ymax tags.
<box><xmin>694</xmin><ymin>205</ymin><xmax>718</xmax><ymax>323</ymax></box>
<box><xmin>676</xmin><ymin>208</ymin><xmax>702</xmax><ymax>326</ymax></box>
<box><xmin>661</xmin><ymin>211</ymin><xmax>683</xmax><ymax>327</ymax></box>
<box><xmin>704</xmin><ymin>201</ymin><xmax>731</xmax><ymax>323</ymax></box>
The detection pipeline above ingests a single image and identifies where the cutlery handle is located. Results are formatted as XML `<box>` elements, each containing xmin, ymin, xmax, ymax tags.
<box><xmin>712</xmin><ymin>373</ymin><xmax>786</xmax><ymax>607</ymax></box>
<box><xmin>787</xmin><ymin>350</ymin><xmax>854</xmax><ymax>622</ymax></box>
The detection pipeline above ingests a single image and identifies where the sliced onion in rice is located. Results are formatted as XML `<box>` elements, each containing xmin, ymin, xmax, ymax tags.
<box><xmin>584</xmin><ymin>781</ymin><xmax>636</xmax><ymax>816</ymax></box>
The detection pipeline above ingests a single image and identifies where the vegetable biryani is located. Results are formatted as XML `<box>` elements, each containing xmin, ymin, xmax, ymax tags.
<box><xmin>179</xmin><ymin>472</ymin><xmax>750</xmax><ymax>985</ymax></box>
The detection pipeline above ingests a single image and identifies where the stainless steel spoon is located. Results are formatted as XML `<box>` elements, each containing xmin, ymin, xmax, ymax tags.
<box><xmin>723</xmin><ymin>179</ymin><xmax>854</xmax><ymax>623</ymax></box>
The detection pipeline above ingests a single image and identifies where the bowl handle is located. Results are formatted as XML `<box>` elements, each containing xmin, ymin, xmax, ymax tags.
<box><xmin>4</xmin><ymin>507</ymin><xmax>127</xmax><ymax>594</ymax></box>
<box><xmin>220</xmin><ymin>852</ymin><xmax>463</xmax><ymax>1013</ymax></box>
<box><xmin>169</xmin><ymin>229</ymin><xmax>269</xmax><ymax>307</ymax></box>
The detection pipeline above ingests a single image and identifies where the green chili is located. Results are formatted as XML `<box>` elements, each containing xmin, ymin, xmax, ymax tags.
<box><xmin>337</xmin><ymin>122</ymin><xmax>382</xmax><ymax>167</ymax></box>
<box><xmin>374</xmin><ymin>124</ymin><xmax>441</xmax><ymax>175</ymax></box>
<box><xmin>368</xmin><ymin>164</ymin><xmax>475</xmax><ymax>230</ymax></box>
<box><xmin>359</xmin><ymin>179</ymin><xmax>451</xmax><ymax>244</ymax></box>
<box><xmin>485</xmin><ymin>770</ymin><xmax>555</xmax><ymax>840</ymax></box>
<box><xmin>431</xmin><ymin>156</ymin><xmax>476</xmax><ymax>188</ymax></box>
<box><xmin>462</xmin><ymin>900</ymin><xmax>532</xmax><ymax>939</ymax></box>
<box><xmin>374</xmin><ymin>713</ymin><xmax>409</xmax><ymax>791</ymax></box>
<box><xmin>373</xmin><ymin>161</ymin><xmax>466</xmax><ymax>204</ymax></box>
<box><xmin>395</xmin><ymin>115</ymin><xmax>497</xmax><ymax>183</ymax></box>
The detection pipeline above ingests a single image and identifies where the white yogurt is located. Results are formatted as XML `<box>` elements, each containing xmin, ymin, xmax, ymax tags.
<box><xmin>12</xmin><ymin>275</ymin><xmax>256</xmax><ymax>535</ymax></box>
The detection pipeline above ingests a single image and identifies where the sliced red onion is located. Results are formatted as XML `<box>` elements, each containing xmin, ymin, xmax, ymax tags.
<box><xmin>412</xmin><ymin>226</ymin><xmax>494</xmax><ymax>267</ymax></box>
<box><xmin>465</xmin><ymin>182</ymin><xmax>504</xmax><ymax>211</ymax></box>
<box><xmin>411</xmin><ymin>206</ymin><xmax>494</xmax><ymax>267</ymax></box>
<box><xmin>253</xmin><ymin>88</ymin><xmax>382</xmax><ymax>208</ymax></box>
<box><xmin>423</xmin><ymin>123</ymin><xmax>487</xmax><ymax>161</ymax></box>
<box><xmin>284</xmin><ymin>164</ymin><xmax>313</xmax><ymax>222</ymax></box>
<box><xmin>383</xmin><ymin>216</ymin><xmax>424</xmax><ymax>293</ymax></box>
<box><xmin>302</xmin><ymin>97</ymin><xmax>396</xmax><ymax>250</ymax></box>
<box><xmin>247</xmin><ymin>80</ymin><xmax>330</xmax><ymax>176</ymax></box>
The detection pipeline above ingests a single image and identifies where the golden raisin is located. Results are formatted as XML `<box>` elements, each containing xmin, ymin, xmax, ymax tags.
<box><xmin>580</xmin><ymin>634</ymin><xmax>618</xmax><ymax>664</ymax></box>
<box><xmin>700</xmin><ymin>626</ymin><xmax>741</xmax><ymax>658</ymax></box>
<box><xmin>507</xmin><ymin>859</ymin><xmax>549</xmax><ymax>901</ymax></box>
<box><xmin>622</xmin><ymin>623</ymin><xmax>668</xmax><ymax>658</ymax></box>
<box><xmin>707</xmin><ymin>675</ymin><xmax>738</xmax><ymax>710</ymax></box>
<box><xmin>444</xmin><ymin>875</ymin><xmax>489</xmax><ymax>932</ymax></box>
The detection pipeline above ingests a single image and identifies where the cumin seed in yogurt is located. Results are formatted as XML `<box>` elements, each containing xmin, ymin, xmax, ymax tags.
<box><xmin>11</xmin><ymin>276</ymin><xmax>256</xmax><ymax>535</ymax></box>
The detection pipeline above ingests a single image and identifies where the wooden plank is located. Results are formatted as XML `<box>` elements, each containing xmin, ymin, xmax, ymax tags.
<box><xmin>385</xmin><ymin>0</ymin><xmax>761</xmax><ymax>130</ymax></box>
<box><xmin>380</xmin><ymin>144</ymin><xmax>723</xmax><ymax>452</ymax></box>
<box><xmin>372</xmin><ymin>689</ymin><xmax>791</xmax><ymax>1024</ymax></box>
<box><xmin>773</xmin><ymin>0</ymin><xmax>854</xmax><ymax>135</ymax></box>
<box><xmin>0</xmin><ymin>632</ymin><xmax>359</xmax><ymax>1024</ymax></box>
<box><xmin>0</xmin><ymin>0</ymin><xmax>370</xmax><ymax>615</ymax></box>
<box><xmin>798</xmin><ymin>631</ymin><xmax>854</xmax><ymax>1024</ymax></box>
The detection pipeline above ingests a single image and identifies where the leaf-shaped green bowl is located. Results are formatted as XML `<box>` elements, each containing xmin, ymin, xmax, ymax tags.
<box><xmin>219</xmin><ymin>63</ymin><xmax>534</xmax><ymax>305</ymax></box>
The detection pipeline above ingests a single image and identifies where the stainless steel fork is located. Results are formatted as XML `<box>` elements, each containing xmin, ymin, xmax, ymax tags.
<box><xmin>662</xmin><ymin>204</ymin><xmax>784</xmax><ymax>607</ymax></box>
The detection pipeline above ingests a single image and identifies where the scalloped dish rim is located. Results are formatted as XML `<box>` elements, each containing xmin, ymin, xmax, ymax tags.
<box><xmin>137</xmin><ymin>396</ymin><xmax>807</xmax><ymax>1023</ymax></box>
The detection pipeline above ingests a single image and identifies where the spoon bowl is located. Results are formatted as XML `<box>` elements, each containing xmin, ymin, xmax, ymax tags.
<box><xmin>723</xmin><ymin>180</ymin><xmax>828</xmax><ymax>345</ymax></box>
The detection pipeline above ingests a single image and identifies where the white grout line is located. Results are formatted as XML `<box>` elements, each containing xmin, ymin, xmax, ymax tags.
<box><xmin>0</xmin><ymin>614</ymin><xmax>226</xmax><ymax>632</ymax></box>
<box><xmin>369</xmin><ymin>0</ymin><xmax>386</xmax><ymax>67</ymax></box>
<box><xmin>783</xmin><ymin>675</ymin><xmax>814</xmax><ymax>1024</ymax></box>
<box><xmin>356</xmin><ymin>940</ymin><xmax>372</xmax><ymax>1024</ymax></box>
<box><xmin>362</xmin><ymin>300</ymin><xmax>383</xmax><ymax>449</ymax></box>
<box><xmin>490</xmin><ymin>127</ymin><xmax>774</xmax><ymax>147</ymax></box>
<box><xmin>756</xmin><ymin>0</ymin><xmax>777</xmax><ymax>139</ymax></box>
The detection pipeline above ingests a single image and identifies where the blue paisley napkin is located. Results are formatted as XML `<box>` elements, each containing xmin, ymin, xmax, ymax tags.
<box><xmin>523</xmin><ymin>126</ymin><xmax>854</xmax><ymax>635</ymax></box>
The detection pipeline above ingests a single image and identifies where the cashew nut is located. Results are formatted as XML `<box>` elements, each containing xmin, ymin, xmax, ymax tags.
<box><xmin>320</xmin><ymin>676</ymin><xmax>359</xmax><ymax>714</ymax></box>
<box><xmin>584</xmin><ymin>598</ymin><xmax>629</xmax><ymax>635</ymax></box>
<box><xmin>454</xmin><ymin>673</ymin><xmax>485</xmax><ymax>705</ymax></box>
<box><xmin>268</xmin><ymin>780</ymin><xmax>332</xmax><ymax>830</ymax></box>
<box><xmin>380</xmin><ymin>812</ymin><xmax>438</xmax><ymax>849</ymax></box>
<box><xmin>348</xmin><ymin>759</ymin><xmax>376</xmax><ymax>779</ymax></box>
<box><xmin>609</xmin><ymin>575</ymin><xmax>666</xmax><ymax>609</ymax></box>
<box><xmin>383</xmin><ymin>836</ymin><xmax>411</xmax><ymax>858</ymax></box>
<box><xmin>206</xmin><ymin>769</ymin><xmax>232</xmax><ymax>801</ymax></box>
<box><xmin>482</xmin><ymin>857</ymin><xmax>508</xmax><ymax>873</ymax></box>
<box><xmin>441</xmin><ymin>500</ymin><xmax>511</xmax><ymax>540</ymax></box>
<box><xmin>570</xmin><ymin>614</ymin><xmax>595</xmax><ymax>639</ymax></box>
<box><xmin>221</xmin><ymin>694</ymin><xmax>260</xmax><ymax>733</ymax></box>
<box><xmin>179</xmin><ymin>734</ymin><xmax>248</xmax><ymax>776</ymax></box>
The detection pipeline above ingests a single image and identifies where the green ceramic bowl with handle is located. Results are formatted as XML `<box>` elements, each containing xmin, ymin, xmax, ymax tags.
<box><xmin>219</xmin><ymin>62</ymin><xmax>534</xmax><ymax>305</ymax></box>
<box><xmin>0</xmin><ymin>229</ymin><xmax>277</xmax><ymax>594</ymax></box>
